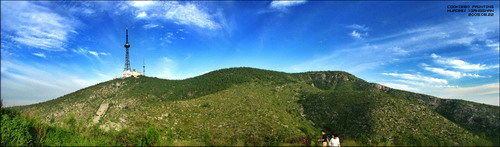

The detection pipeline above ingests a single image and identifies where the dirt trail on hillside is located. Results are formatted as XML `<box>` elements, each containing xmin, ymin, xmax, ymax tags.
<box><xmin>93</xmin><ymin>103</ymin><xmax>109</xmax><ymax>123</ymax></box>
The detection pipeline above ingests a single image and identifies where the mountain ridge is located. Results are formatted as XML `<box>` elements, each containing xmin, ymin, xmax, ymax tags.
<box><xmin>9</xmin><ymin>67</ymin><xmax>499</xmax><ymax>146</ymax></box>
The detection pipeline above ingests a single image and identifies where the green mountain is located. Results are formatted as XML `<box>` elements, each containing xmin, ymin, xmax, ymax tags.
<box><xmin>3</xmin><ymin>67</ymin><xmax>499</xmax><ymax>146</ymax></box>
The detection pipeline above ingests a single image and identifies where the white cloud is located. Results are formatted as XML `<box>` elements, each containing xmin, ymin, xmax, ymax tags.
<box><xmin>394</xmin><ymin>79</ymin><xmax>459</xmax><ymax>88</ymax></box>
<box><xmin>431</xmin><ymin>53</ymin><xmax>498</xmax><ymax>70</ymax></box>
<box><xmin>394</xmin><ymin>80</ymin><xmax>427</xmax><ymax>87</ymax></box>
<box><xmin>149</xmin><ymin>57</ymin><xmax>178</xmax><ymax>79</ymax></box>
<box><xmin>287</xmin><ymin>45</ymin><xmax>385</xmax><ymax>74</ymax></box>
<box><xmin>136</xmin><ymin>11</ymin><xmax>148</xmax><ymax>18</ymax></box>
<box><xmin>391</xmin><ymin>47</ymin><xmax>409</xmax><ymax>56</ymax></box>
<box><xmin>162</xmin><ymin>57</ymin><xmax>174</xmax><ymax>63</ymax></box>
<box><xmin>284</xmin><ymin>16</ymin><xmax>500</xmax><ymax>106</ymax></box>
<box><xmin>350</xmin><ymin>30</ymin><xmax>361</xmax><ymax>39</ymax></box>
<box><xmin>130</xmin><ymin>1</ymin><xmax>156</xmax><ymax>8</ymax></box>
<box><xmin>434</xmin><ymin>85</ymin><xmax>460</xmax><ymax>88</ymax></box>
<box><xmin>2</xmin><ymin>99</ymin><xmax>40</xmax><ymax>107</ymax></box>
<box><xmin>99</xmin><ymin>52</ymin><xmax>110</xmax><ymax>56</ymax></box>
<box><xmin>165</xmin><ymin>3</ymin><xmax>218</xmax><ymax>29</ymax></box>
<box><xmin>427</xmin><ymin>83</ymin><xmax>499</xmax><ymax>105</ymax></box>
<box><xmin>424</xmin><ymin>67</ymin><xmax>461</xmax><ymax>78</ymax></box>
<box><xmin>446</xmin><ymin>37</ymin><xmax>474</xmax><ymax>45</ymax></box>
<box><xmin>488</xmin><ymin>44</ymin><xmax>499</xmax><ymax>50</ymax></box>
<box><xmin>88</xmin><ymin>51</ymin><xmax>99</xmax><ymax>57</ymax></box>
<box><xmin>270</xmin><ymin>0</ymin><xmax>307</xmax><ymax>10</ymax></box>
<box><xmin>82</xmin><ymin>8</ymin><xmax>95</xmax><ymax>15</ymax></box>
<box><xmin>383</xmin><ymin>78</ymin><xmax>498</xmax><ymax>105</ymax></box>
<box><xmin>356</xmin><ymin>17</ymin><xmax>497</xmax><ymax>54</ymax></box>
<box><xmin>347</xmin><ymin>24</ymin><xmax>369</xmax><ymax>31</ymax></box>
<box><xmin>1</xmin><ymin>59</ymin><xmax>105</xmax><ymax>106</ymax></box>
<box><xmin>143</xmin><ymin>23</ymin><xmax>159</xmax><ymax>29</ymax></box>
<box><xmin>160</xmin><ymin>32</ymin><xmax>179</xmax><ymax>44</ymax></box>
<box><xmin>347</xmin><ymin>24</ymin><xmax>370</xmax><ymax>40</ymax></box>
<box><xmin>486</xmin><ymin>40</ymin><xmax>499</xmax><ymax>50</ymax></box>
<box><xmin>382</xmin><ymin>73</ymin><xmax>448</xmax><ymax>85</ymax></box>
<box><xmin>1</xmin><ymin>1</ymin><xmax>76</xmax><ymax>51</ymax></box>
<box><xmin>289</xmin><ymin>17</ymin><xmax>497</xmax><ymax>79</ymax></box>
<box><xmin>350</xmin><ymin>30</ymin><xmax>367</xmax><ymax>39</ymax></box>
<box><xmin>147</xmin><ymin>57</ymin><xmax>205</xmax><ymax>80</ymax></box>
<box><xmin>73</xmin><ymin>47</ymin><xmax>110</xmax><ymax>58</ymax></box>
<box><xmin>1</xmin><ymin>48</ymin><xmax>16</xmax><ymax>58</ymax></box>
<box><xmin>423</xmin><ymin>67</ymin><xmax>480</xmax><ymax>79</ymax></box>
<box><xmin>72</xmin><ymin>48</ymin><xmax>89</xmax><ymax>56</ymax></box>
<box><xmin>32</xmin><ymin>53</ymin><xmax>46</xmax><ymax>58</ymax></box>
<box><xmin>380</xmin><ymin>82</ymin><xmax>419</xmax><ymax>91</ymax></box>
<box><xmin>128</xmin><ymin>1</ymin><xmax>219</xmax><ymax>30</ymax></box>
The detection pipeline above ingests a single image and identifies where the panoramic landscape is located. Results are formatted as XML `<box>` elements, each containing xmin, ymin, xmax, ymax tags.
<box><xmin>1</xmin><ymin>0</ymin><xmax>499</xmax><ymax>146</ymax></box>
<box><xmin>2</xmin><ymin>68</ymin><xmax>500</xmax><ymax>146</ymax></box>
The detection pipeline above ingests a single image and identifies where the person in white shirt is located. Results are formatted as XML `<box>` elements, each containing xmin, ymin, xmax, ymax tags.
<box><xmin>329</xmin><ymin>131</ymin><xmax>341</xmax><ymax>147</ymax></box>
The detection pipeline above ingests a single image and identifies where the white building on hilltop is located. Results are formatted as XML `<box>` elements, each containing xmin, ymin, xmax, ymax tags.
<box><xmin>122</xmin><ymin>69</ymin><xmax>142</xmax><ymax>78</ymax></box>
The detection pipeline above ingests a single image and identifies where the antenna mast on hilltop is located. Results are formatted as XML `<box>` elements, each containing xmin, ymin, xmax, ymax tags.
<box><xmin>143</xmin><ymin>57</ymin><xmax>145</xmax><ymax>76</ymax></box>
<box><xmin>121</xmin><ymin>26</ymin><xmax>142</xmax><ymax>78</ymax></box>
<box><xmin>123</xmin><ymin>26</ymin><xmax>131</xmax><ymax>72</ymax></box>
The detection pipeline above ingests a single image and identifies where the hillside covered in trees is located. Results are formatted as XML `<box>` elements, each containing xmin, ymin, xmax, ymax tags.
<box><xmin>2</xmin><ymin>67</ymin><xmax>499</xmax><ymax>146</ymax></box>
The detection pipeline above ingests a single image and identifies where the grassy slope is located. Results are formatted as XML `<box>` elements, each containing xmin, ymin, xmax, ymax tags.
<box><xmin>131</xmin><ymin>82</ymin><xmax>318</xmax><ymax>145</ymax></box>
<box><xmin>300</xmin><ymin>91</ymin><xmax>490</xmax><ymax>146</ymax></box>
<box><xmin>294</xmin><ymin>70</ymin><xmax>499</xmax><ymax>145</ymax></box>
<box><xmin>11</xmin><ymin>67</ymin><xmax>499</xmax><ymax>146</ymax></box>
<box><xmin>383</xmin><ymin>88</ymin><xmax>500</xmax><ymax>145</ymax></box>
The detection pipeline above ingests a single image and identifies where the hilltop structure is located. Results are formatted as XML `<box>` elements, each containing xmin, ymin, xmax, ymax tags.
<box><xmin>143</xmin><ymin>57</ymin><xmax>146</xmax><ymax>76</ymax></box>
<box><xmin>122</xmin><ymin>27</ymin><xmax>142</xmax><ymax>78</ymax></box>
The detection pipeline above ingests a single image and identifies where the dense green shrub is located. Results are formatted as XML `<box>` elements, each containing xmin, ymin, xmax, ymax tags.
<box><xmin>137</xmin><ymin>125</ymin><xmax>160</xmax><ymax>146</ymax></box>
<box><xmin>62</xmin><ymin>113</ymin><xmax>77</xmax><ymax>132</ymax></box>
<box><xmin>159</xmin><ymin>127</ymin><xmax>175</xmax><ymax>145</ymax></box>
<box><xmin>114</xmin><ymin>128</ymin><xmax>134</xmax><ymax>146</ymax></box>
<box><xmin>1</xmin><ymin>114</ymin><xmax>34</xmax><ymax>146</ymax></box>
<box><xmin>1</xmin><ymin>108</ymin><xmax>112</xmax><ymax>146</ymax></box>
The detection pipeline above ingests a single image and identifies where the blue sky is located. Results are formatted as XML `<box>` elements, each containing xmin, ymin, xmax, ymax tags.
<box><xmin>1</xmin><ymin>1</ymin><xmax>499</xmax><ymax>106</ymax></box>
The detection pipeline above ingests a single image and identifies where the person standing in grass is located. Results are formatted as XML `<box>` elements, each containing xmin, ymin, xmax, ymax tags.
<box><xmin>317</xmin><ymin>130</ymin><xmax>329</xmax><ymax>146</ymax></box>
<box><xmin>329</xmin><ymin>131</ymin><xmax>341</xmax><ymax>147</ymax></box>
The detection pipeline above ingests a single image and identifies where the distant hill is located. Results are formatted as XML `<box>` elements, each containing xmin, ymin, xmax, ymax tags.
<box><xmin>9</xmin><ymin>67</ymin><xmax>499</xmax><ymax>146</ymax></box>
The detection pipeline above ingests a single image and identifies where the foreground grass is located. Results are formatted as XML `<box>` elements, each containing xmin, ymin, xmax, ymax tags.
<box><xmin>2</xmin><ymin>105</ymin><xmax>365</xmax><ymax>146</ymax></box>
